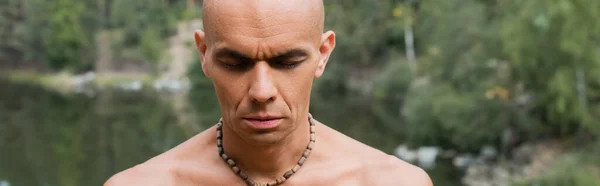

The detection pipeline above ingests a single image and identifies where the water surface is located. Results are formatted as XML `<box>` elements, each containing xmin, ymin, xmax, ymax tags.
<box><xmin>0</xmin><ymin>79</ymin><xmax>462</xmax><ymax>186</ymax></box>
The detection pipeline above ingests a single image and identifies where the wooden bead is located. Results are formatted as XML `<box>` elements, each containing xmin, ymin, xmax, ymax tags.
<box><xmin>227</xmin><ymin>159</ymin><xmax>236</xmax><ymax>166</ymax></box>
<box><xmin>244</xmin><ymin>179</ymin><xmax>254</xmax><ymax>185</ymax></box>
<box><xmin>239</xmin><ymin>170</ymin><xmax>248</xmax><ymax>179</ymax></box>
<box><xmin>215</xmin><ymin>115</ymin><xmax>316</xmax><ymax>185</ymax></box>
<box><xmin>267</xmin><ymin>180</ymin><xmax>278</xmax><ymax>186</ymax></box>
<box><xmin>276</xmin><ymin>177</ymin><xmax>286</xmax><ymax>184</ymax></box>
<box><xmin>232</xmin><ymin>166</ymin><xmax>240</xmax><ymax>173</ymax></box>
<box><xmin>303</xmin><ymin>149</ymin><xmax>311</xmax><ymax>157</ymax></box>
<box><xmin>298</xmin><ymin>156</ymin><xmax>306</xmax><ymax>165</ymax></box>
<box><xmin>221</xmin><ymin>153</ymin><xmax>228</xmax><ymax>160</ymax></box>
<box><xmin>292</xmin><ymin>164</ymin><xmax>301</xmax><ymax>173</ymax></box>
<box><xmin>307</xmin><ymin>141</ymin><xmax>315</xmax><ymax>150</ymax></box>
<box><xmin>283</xmin><ymin>170</ymin><xmax>294</xmax><ymax>178</ymax></box>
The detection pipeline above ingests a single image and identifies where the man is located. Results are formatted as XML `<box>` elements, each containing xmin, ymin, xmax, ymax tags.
<box><xmin>105</xmin><ymin>0</ymin><xmax>433</xmax><ymax>185</ymax></box>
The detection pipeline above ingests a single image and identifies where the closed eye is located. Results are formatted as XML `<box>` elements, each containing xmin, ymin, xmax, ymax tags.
<box><xmin>271</xmin><ymin>59</ymin><xmax>305</xmax><ymax>69</ymax></box>
<box><xmin>218</xmin><ymin>59</ymin><xmax>252</xmax><ymax>71</ymax></box>
<box><xmin>269</xmin><ymin>49</ymin><xmax>309</xmax><ymax>69</ymax></box>
<box><xmin>214</xmin><ymin>48</ymin><xmax>253</xmax><ymax>71</ymax></box>
<box><xmin>213</xmin><ymin>48</ymin><xmax>310</xmax><ymax>70</ymax></box>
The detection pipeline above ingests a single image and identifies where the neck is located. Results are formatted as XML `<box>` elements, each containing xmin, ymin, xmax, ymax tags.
<box><xmin>221</xmin><ymin>115</ymin><xmax>311</xmax><ymax>182</ymax></box>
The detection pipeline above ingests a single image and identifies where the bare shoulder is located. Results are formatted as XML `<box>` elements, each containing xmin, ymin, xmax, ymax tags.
<box><xmin>353</xmin><ymin>145</ymin><xmax>433</xmax><ymax>185</ymax></box>
<box><xmin>104</xmin><ymin>128</ymin><xmax>224</xmax><ymax>186</ymax></box>
<box><xmin>363</xmin><ymin>155</ymin><xmax>433</xmax><ymax>186</ymax></box>
<box><xmin>351</xmin><ymin>143</ymin><xmax>432</xmax><ymax>185</ymax></box>
<box><xmin>104</xmin><ymin>162</ymin><xmax>174</xmax><ymax>186</ymax></box>
<box><xmin>316</xmin><ymin>122</ymin><xmax>433</xmax><ymax>186</ymax></box>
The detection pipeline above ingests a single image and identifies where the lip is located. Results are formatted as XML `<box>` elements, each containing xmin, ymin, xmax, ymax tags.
<box><xmin>242</xmin><ymin>116</ymin><xmax>283</xmax><ymax>130</ymax></box>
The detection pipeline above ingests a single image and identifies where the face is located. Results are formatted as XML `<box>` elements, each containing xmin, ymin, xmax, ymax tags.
<box><xmin>195</xmin><ymin>0</ymin><xmax>335</xmax><ymax>145</ymax></box>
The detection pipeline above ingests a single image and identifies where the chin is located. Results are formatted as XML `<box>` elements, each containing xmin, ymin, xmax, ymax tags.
<box><xmin>231</xmin><ymin>118</ymin><xmax>296</xmax><ymax>145</ymax></box>
<box><xmin>242</xmin><ymin>133</ymin><xmax>284</xmax><ymax>146</ymax></box>
<box><xmin>242</xmin><ymin>127</ymin><xmax>293</xmax><ymax>146</ymax></box>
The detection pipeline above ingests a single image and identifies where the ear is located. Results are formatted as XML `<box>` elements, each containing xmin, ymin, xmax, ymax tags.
<box><xmin>194</xmin><ymin>30</ymin><xmax>211</xmax><ymax>77</ymax></box>
<box><xmin>315</xmin><ymin>31</ymin><xmax>336</xmax><ymax>78</ymax></box>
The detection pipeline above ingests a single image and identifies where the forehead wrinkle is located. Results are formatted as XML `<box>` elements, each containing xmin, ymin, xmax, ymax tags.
<box><xmin>247</xmin><ymin>10</ymin><xmax>311</xmax><ymax>32</ymax></box>
<box><xmin>203</xmin><ymin>0</ymin><xmax>325</xmax><ymax>56</ymax></box>
<box><xmin>262</xmin><ymin>35</ymin><xmax>317</xmax><ymax>60</ymax></box>
<box><xmin>214</xmin><ymin>33</ymin><xmax>313</xmax><ymax>61</ymax></box>
<box><xmin>212</xmin><ymin>28</ymin><xmax>319</xmax><ymax>57</ymax></box>
<box><xmin>254</xmin><ymin>8</ymin><xmax>282</xmax><ymax>24</ymax></box>
<box><xmin>224</xmin><ymin>17</ymin><xmax>316</xmax><ymax>41</ymax></box>
<box><xmin>247</xmin><ymin>23</ymin><xmax>305</xmax><ymax>39</ymax></box>
<box><xmin>260</xmin><ymin>13</ymin><xmax>321</xmax><ymax>40</ymax></box>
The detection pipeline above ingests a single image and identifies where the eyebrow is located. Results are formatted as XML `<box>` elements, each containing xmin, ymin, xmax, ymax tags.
<box><xmin>214</xmin><ymin>48</ymin><xmax>309</xmax><ymax>62</ymax></box>
<box><xmin>271</xmin><ymin>49</ymin><xmax>309</xmax><ymax>61</ymax></box>
<box><xmin>214</xmin><ymin>48</ymin><xmax>252</xmax><ymax>62</ymax></box>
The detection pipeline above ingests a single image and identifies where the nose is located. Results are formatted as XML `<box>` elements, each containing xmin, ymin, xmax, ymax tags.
<box><xmin>248</xmin><ymin>62</ymin><xmax>277</xmax><ymax>103</ymax></box>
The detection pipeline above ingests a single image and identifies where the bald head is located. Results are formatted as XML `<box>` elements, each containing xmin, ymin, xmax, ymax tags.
<box><xmin>194</xmin><ymin>0</ymin><xmax>335</xmax><ymax>80</ymax></box>
<box><xmin>201</xmin><ymin>0</ymin><xmax>324</xmax><ymax>45</ymax></box>
<box><xmin>192</xmin><ymin>0</ymin><xmax>335</xmax><ymax>151</ymax></box>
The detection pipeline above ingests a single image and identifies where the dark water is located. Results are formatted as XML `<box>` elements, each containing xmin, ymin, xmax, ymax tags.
<box><xmin>0</xmin><ymin>79</ymin><xmax>463</xmax><ymax>186</ymax></box>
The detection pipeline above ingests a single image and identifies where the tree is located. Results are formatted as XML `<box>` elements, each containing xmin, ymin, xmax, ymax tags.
<box><xmin>43</xmin><ymin>0</ymin><xmax>91</xmax><ymax>70</ymax></box>
<box><xmin>501</xmin><ymin>0</ymin><xmax>600</xmax><ymax>136</ymax></box>
<box><xmin>140</xmin><ymin>28</ymin><xmax>163</xmax><ymax>64</ymax></box>
<box><xmin>0</xmin><ymin>0</ymin><xmax>26</xmax><ymax>66</ymax></box>
<box><xmin>110</xmin><ymin>0</ymin><xmax>176</xmax><ymax>46</ymax></box>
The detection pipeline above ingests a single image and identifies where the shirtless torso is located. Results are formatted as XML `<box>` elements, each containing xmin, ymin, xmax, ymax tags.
<box><xmin>105</xmin><ymin>0</ymin><xmax>432</xmax><ymax>185</ymax></box>
<box><xmin>105</xmin><ymin>121</ymin><xmax>431</xmax><ymax>186</ymax></box>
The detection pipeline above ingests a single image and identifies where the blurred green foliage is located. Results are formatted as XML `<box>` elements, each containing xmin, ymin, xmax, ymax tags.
<box><xmin>1</xmin><ymin>0</ymin><xmax>599</xmax><ymax>183</ymax></box>
<box><xmin>44</xmin><ymin>0</ymin><xmax>91</xmax><ymax>70</ymax></box>
<box><xmin>501</xmin><ymin>0</ymin><xmax>600</xmax><ymax>137</ymax></box>
<box><xmin>140</xmin><ymin>28</ymin><xmax>164</xmax><ymax>65</ymax></box>
<box><xmin>0</xmin><ymin>0</ymin><xmax>195</xmax><ymax>71</ymax></box>
<box><xmin>184</xmin><ymin>0</ymin><xmax>600</xmax><ymax>152</ymax></box>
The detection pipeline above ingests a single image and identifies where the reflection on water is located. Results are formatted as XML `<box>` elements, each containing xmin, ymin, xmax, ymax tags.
<box><xmin>0</xmin><ymin>79</ymin><xmax>462</xmax><ymax>186</ymax></box>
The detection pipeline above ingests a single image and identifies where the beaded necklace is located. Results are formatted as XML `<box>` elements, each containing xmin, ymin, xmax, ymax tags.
<box><xmin>215</xmin><ymin>114</ymin><xmax>316</xmax><ymax>186</ymax></box>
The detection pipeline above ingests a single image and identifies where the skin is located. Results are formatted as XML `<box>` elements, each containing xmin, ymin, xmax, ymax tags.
<box><xmin>105</xmin><ymin>0</ymin><xmax>433</xmax><ymax>185</ymax></box>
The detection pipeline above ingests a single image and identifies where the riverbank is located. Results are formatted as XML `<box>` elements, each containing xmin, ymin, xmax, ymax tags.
<box><xmin>3</xmin><ymin>71</ymin><xmax>146</xmax><ymax>91</ymax></box>
<box><xmin>1</xmin><ymin>70</ymin><xmax>190</xmax><ymax>95</ymax></box>
<box><xmin>394</xmin><ymin>138</ymin><xmax>600</xmax><ymax>185</ymax></box>
<box><xmin>460</xmin><ymin>139</ymin><xmax>599</xmax><ymax>186</ymax></box>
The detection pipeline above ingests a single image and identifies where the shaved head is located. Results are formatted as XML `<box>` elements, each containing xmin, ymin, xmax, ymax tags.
<box><xmin>194</xmin><ymin>0</ymin><xmax>335</xmax><ymax>147</ymax></box>
<box><xmin>201</xmin><ymin>0</ymin><xmax>325</xmax><ymax>46</ymax></box>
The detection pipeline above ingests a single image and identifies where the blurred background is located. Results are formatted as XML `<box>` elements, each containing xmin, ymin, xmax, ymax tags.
<box><xmin>1</xmin><ymin>0</ymin><xmax>599</xmax><ymax>185</ymax></box>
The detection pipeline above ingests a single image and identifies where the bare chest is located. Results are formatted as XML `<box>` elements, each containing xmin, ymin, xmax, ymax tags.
<box><xmin>282</xmin><ymin>163</ymin><xmax>367</xmax><ymax>186</ymax></box>
<box><xmin>169</xmin><ymin>163</ymin><xmax>368</xmax><ymax>186</ymax></box>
